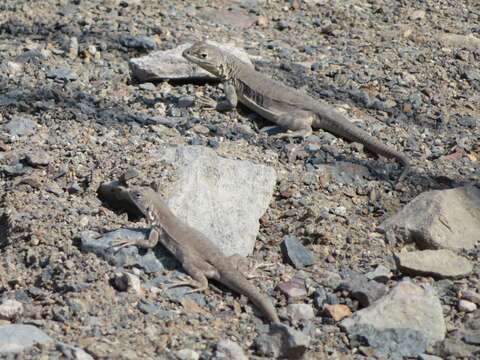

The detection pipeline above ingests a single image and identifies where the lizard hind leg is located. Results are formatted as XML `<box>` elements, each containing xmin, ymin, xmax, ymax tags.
<box><xmin>168</xmin><ymin>256</ymin><xmax>219</xmax><ymax>294</ymax></box>
<box><xmin>271</xmin><ymin>110</ymin><xmax>314</xmax><ymax>139</ymax></box>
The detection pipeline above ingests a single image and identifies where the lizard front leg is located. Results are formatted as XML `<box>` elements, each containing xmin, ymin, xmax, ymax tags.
<box><xmin>109</xmin><ymin>226</ymin><xmax>161</xmax><ymax>252</ymax></box>
<box><xmin>197</xmin><ymin>80</ymin><xmax>237</xmax><ymax>112</ymax></box>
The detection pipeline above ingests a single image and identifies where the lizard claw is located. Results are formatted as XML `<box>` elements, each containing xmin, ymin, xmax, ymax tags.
<box><xmin>107</xmin><ymin>239</ymin><xmax>136</xmax><ymax>253</ymax></box>
<box><xmin>195</xmin><ymin>95</ymin><xmax>217</xmax><ymax>110</ymax></box>
<box><xmin>165</xmin><ymin>278</ymin><xmax>209</xmax><ymax>294</ymax></box>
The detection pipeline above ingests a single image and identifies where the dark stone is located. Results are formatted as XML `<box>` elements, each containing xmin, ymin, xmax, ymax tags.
<box><xmin>120</xmin><ymin>35</ymin><xmax>156</xmax><ymax>50</ymax></box>
<box><xmin>277</xmin><ymin>20</ymin><xmax>289</xmax><ymax>30</ymax></box>
<box><xmin>177</xmin><ymin>96</ymin><xmax>195</xmax><ymax>108</ymax></box>
<box><xmin>281</xmin><ymin>235</ymin><xmax>315</xmax><ymax>269</ymax></box>
<box><xmin>78</xmin><ymin>229</ymin><xmax>165</xmax><ymax>273</ymax></box>
<box><xmin>339</xmin><ymin>272</ymin><xmax>387</xmax><ymax>308</ymax></box>
<box><xmin>457</xmin><ymin>116</ymin><xmax>477</xmax><ymax>128</ymax></box>
<box><xmin>46</xmin><ymin>67</ymin><xmax>78</xmax><ymax>81</ymax></box>
<box><xmin>255</xmin><ymin>323</ymin><xmax>309</xmax><ymax>359</ymax></box>
<box><xmin>313</xmin><ymin>287</ymin><xmax>328</xmax><ymax>309</ymax></box>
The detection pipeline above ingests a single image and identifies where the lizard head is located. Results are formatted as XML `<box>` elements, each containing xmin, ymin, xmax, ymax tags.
<box><xmin>128</xmin><ymin>187</ymin><xmax>156</xmax><ymax>216</ymax></box>
<box><xmin>182</xmin><ymin>42</ymin><xmax>226</xmax><ymax>77</ymax></box>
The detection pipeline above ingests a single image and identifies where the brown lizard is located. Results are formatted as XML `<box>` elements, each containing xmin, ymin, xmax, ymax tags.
<box><xmin>182</xmin><ymin>42</ymin><xmax>410</xmax><ymax>182</ymax></box>
<box><xmin>114</xmin><ymin>187</ymin><xmax>280</xmax><ymax>324</ymax></box>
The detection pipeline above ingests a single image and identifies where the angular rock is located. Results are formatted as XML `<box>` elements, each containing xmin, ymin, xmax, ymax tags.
<box><xmin>4</xmin><ymin>115</ymin><xmax>37</xmax><ymax>137</ymax></box>
<box><xmin>46</xmin><ymin>67</ymin><xmax>78</xmax><ymax>81</ymax></box>
<box><xmin>0</xmin><ymin>299</ymin><xmax>23</xmax><ymax>320</ymax></box>
<box><xmin>277</xmin><ymin>276</ymin><xmax>307</xmax><ymax>299</ymax></box>
<box><xmin>78</xmin><ymin>229</ymin><xmax>166</xmax><ymax>273</ymax></box>
<box><xmin>0</xmin><ymin>324</ymin><xmax>53</xmax><ymax>354</ymax></box>
<box><xmin>436</xmin><ymin>338</ymin><xmax>480</xmax><ymax>358</ymax></box>
<box><xmin>56</xmin><ymin>342</ymin><xmax>94</xmax><ymax>360</ymax></box>
<box><xmin>341</xmin><ymin>281</ymin><xmax>446</xmax><ymax>358</ymax></box>
<box><xmin>281</xmin><ymin>235</ymin><xmax>315</xmax><ymax>269</ymax></box>
<box><xmin>460</xmin><ymin>290</ymin><xmax>480</xmax><ymax>305</ymax></box>
<box><xmin>129</xmin><ymin>41</ymin><xmax>253</xmax><ymax>82</ymax></box>
<box><xmin>286</xmin><ymin>304</ymin><xmax>315</xmax><ymax>323</ymax></box>
<box><xmin>396</xmin><ymin>249</ymin><xmax>473</xmax><ymax>279</ymax></box>
<box><xmin>380</xmin><ymin>186</ymin><xmax>480</xmax><ymax>250</ymax></box>
<box><xmin>255</xmin><ymin>323</ymin><xmax>309</xmax><ymax>359</ymax></box>
<box><xmin>365</xmin><ymin>265</ymin><xmax>392</xmax><ymax>284</ymax></box>
<box><xmin>324</xmin><ymin>304</ymin><xmax>352</xmax><ymax>321</ymax></box>
<box><xmin>25</xmin><ymin>151</ymin><xmax>51</xmax><ymax>166</ymax></box>
<box><xmin>437</xmin><ymin>33</ymin><xmax>480</xmax><ymax>51</ymax></box>
<box><xmin>215</xmin><ymin>340</ymin><xmax>247</xmax><ymax>360</ymax></box>
<box><xmin>339</xmin><ymin>272</ymin><xmax>387</xmax><ymax>307</ymax></box>
<box><xmin>155</xmin><ymin>145</ymin><xmax>276</xmax><ymax>256</ymax></box>
<box><xmin>119</xmin><ymin>35</ymin><xmax>156</xmax><ymax>50</ymax></box>
<box><xmin>458</xmin><ymin>300</ymin><xmax>477</xmax><ymax>313</ymax></box>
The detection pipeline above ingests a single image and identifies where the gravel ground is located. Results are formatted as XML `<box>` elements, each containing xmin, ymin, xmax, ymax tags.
<box><xmin>0</xmin><ymin>0</ymin><xmax>479</xmax><ymax>359</ymax></box>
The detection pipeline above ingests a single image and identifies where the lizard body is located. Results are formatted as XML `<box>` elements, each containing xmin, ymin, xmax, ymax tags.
<box><xmin>183</xmin><ymin>42</ymin><xmax>410</xmax><ymax>182</ymax></box>
<box><xmin>123</xmin><ymin>187</ymin><xmax>280</xmax><ymax>324</ymax></box>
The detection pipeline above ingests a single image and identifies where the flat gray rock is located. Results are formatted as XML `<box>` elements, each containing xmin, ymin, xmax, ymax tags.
<box><xmin>78</xmin><ymin>229</ymin><xmax>167</xmax><ymax>273</ymax></box>
<box><xmin>341</xmin><ymin>280</ymin><xmax>445</xmax><ymax>358</ymax></box>
<box><xmin>255</xmin><ymin>323</ymin><xmax>310</xmax><ymax>359</ymax></box>
<box><xmin>4</xmin><ymin>115</ymin><xmax>37</xmax><ymax>137</ymax></box>
<box><xmin>129</xmin><ymin>41</ymin><xmax>253</xmax><ymax>82</ymax></box>
<box><xmin>396</xmin><ymin>249</ymin><xmax>473</xmax><ymax>279</ymax></box>
<box><xmin>0</xmin><ymin>324</ymin><xmax>53</xmax><ymax>354</ymax></box>
<box><xmin>380</xmin><ymin>186</ymin><xmax>480</xmax><ymax>250</ymax></box>
<box><xmin>155</xmin><ymin>145</ymin><xmax>276</xmax><ymax>257</ymax></box>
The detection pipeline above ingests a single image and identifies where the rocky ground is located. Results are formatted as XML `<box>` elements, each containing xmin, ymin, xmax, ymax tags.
<box><xmin>0</xmin><ymin>0</ymin><xmax>479</xmax><ymax>359</ymax></box>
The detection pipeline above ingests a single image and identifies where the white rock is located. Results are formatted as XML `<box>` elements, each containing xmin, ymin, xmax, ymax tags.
<box><xmin>0</xmin><ymin>299</ymin><xmax>23</xmax><ymax>320</ymax></box>
<box><xmin>129</xmin><ymin>41</ymin><xmax>253</xmax><ymax>82</ymax></box>
<box><xmin>155</xmin><ymin>145</ymin><xmax>276</xmax><ymax>257</ymax></box>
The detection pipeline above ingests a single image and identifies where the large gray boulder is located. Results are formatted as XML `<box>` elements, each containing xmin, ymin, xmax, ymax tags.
<box><xmin>341</xmin><ymin>281</ymin><xmax>446</xmax><ymax>359</ymax></box>
<box><xmin>380</xmin><ymin>186</ymin><xmax>480</xmax><ymax>250</ymax></box>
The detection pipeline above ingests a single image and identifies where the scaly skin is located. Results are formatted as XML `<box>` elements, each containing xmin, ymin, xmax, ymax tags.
<box><xmin>183</xmin><ymin>41</ymin><xmax>410</xmax><ymax>182</ymax></box>
<box><xmin>115</xmin><ymin>187</ymin><xmax>280</xmax><ymax>324</ymax></box>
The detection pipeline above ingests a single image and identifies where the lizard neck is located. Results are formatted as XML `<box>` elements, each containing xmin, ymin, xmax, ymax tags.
<box><xmin>217</xmin><ymin>54</ymin><xmax>241</xmax><ymax>80</ymax></box>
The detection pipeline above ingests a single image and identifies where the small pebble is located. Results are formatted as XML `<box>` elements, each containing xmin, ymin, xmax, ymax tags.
<box><xmin>458</xmin><ymin>300</ymin><xmax>477</xmax><ymax>313</ymax></box>
<box><xmin>176</xmin><ymin>349</ymin><xmax>199</xmax><ymax>360</ymax></box>
<box><xmin>0</xmin><ymin>299</ymin><xmax>23</xmax><ymax>320</ymax></box>
<box><xmin>286</xmin><ymin>303</ymin><xmax>315</xmax><ymax>323</ymax></box>
<box><xmin>324</xmin><ymin>304</ymin><xmax>352</xmax><ymax>321</ymax></box>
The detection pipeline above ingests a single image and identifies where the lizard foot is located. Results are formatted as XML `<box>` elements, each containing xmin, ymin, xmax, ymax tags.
<box><xmin>166</xmin><ymin>278</ymin><xmax>209</xmax><ymax>294</ymax></box>
<box><xmin>195</xmin><ymin>95</ymin><xmax>217</xmax><ymax>110</ymax></box>
<box><xmin>271</xmin><ymin>128</ymin><xmax>312</xmax><ymax>139</ymax></box>
<box><xmin>107</xmin><ymin>239</ymin><xmax>136</xmax><ymax>253</ymax></box>
<box><xmin>229</xmin><ymin>254</ymin><xmax>275</xmax><ymax>279</ymax></box>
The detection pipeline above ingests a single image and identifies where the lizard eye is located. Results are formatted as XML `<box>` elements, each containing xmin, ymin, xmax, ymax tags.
<box><xmin>200</xmin><ymin>52</ymin><xmax>208</xmax><ymax>59</ymax></box>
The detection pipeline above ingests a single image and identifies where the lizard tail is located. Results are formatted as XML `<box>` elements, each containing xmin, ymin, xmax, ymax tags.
<box><xmin>223</xmin><ymin>272</ymin><xmax>280</xmax><ymax>323</ymax></box>
<box><xmin>315</xmin><ymin>105</ymin><xmax>410</xmax><ymax>182</ymax></box>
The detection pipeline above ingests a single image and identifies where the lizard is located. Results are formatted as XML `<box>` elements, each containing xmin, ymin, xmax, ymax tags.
<box><xmin>182</xmin><ymin>42</ymin><xmax>410</xmax><ymax>182</ymax></box>
<box><xmin>113</xmin><ymin>187</ymin><xmax>280</xmax><ymax>324</ymax></box>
